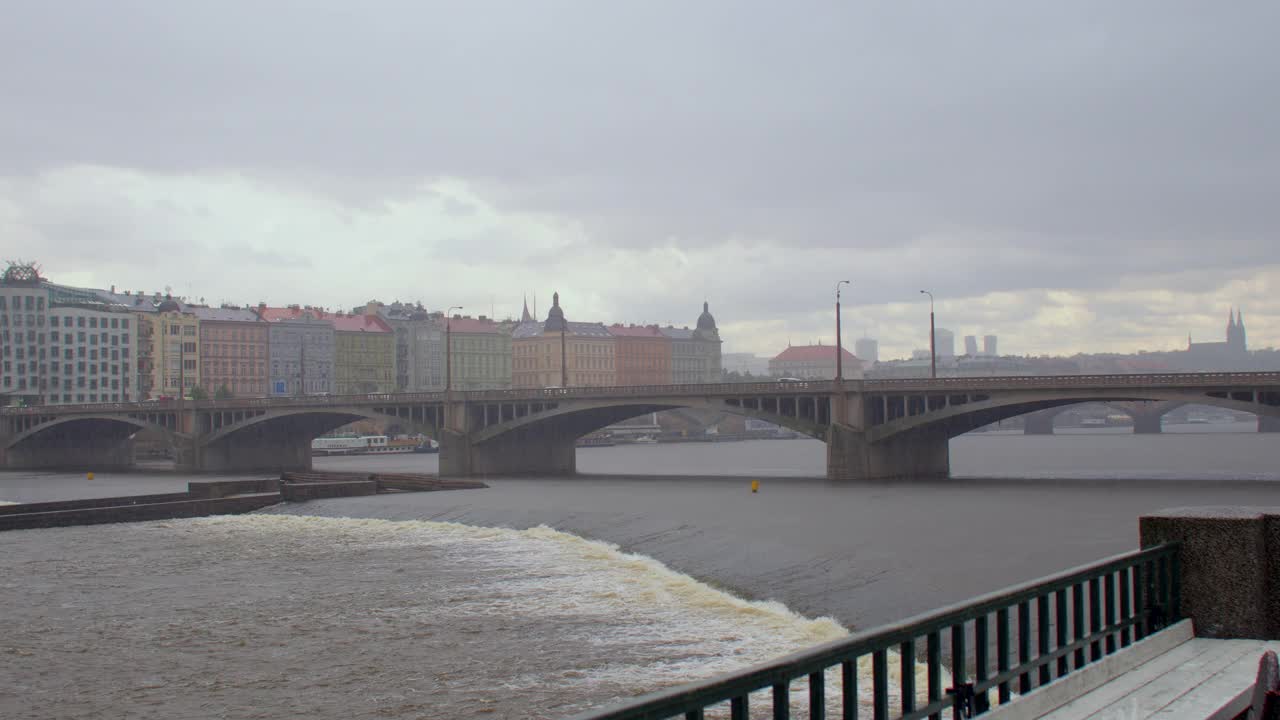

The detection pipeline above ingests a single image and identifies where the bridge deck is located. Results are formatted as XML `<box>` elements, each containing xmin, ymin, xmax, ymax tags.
<box><xmin>1039</xmin><ymin>634</ymin><xmax>1278</xmax><ymax>719</ymax></box>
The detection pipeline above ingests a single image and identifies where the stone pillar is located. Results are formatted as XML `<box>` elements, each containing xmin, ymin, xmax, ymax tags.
<box><xmin>1132</xmin><ymin>412</ymin><xmax>1163</xmax><ymax>434</ymax></box>
<box><xmin>827</xmin><ymin>424</ymin><xmax>950</xmax><ymax>481</ymax></box>
<box><xmin>1140</xmin><ymin>507</ymin><xmax>1280</xmax><ymax>639</ymax></box>
<box><xmin>192</xmin><ymin>419</ymin><xmax>315</xmax><ymax>473</ymax></box>
<box><xmin>1259</xmin><ymin>416</ymin><xmax>1280</xmax><ymax>433</ymax></box>
<box><xmin>1022</xmin><ymin>410</ymin><xmax>1056</xmax><ymax>435</ymax></box>
<box><xmin>439</xmin><ymin>424</ymin><xmax>577</xmax><ymax>477</ymax></box>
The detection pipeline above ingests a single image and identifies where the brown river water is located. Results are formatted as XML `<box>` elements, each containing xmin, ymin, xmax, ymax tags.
<box><xmin>3</xmin><ymin>426</ymin><xmax>1279</xmax><ymax>719</ymax></box>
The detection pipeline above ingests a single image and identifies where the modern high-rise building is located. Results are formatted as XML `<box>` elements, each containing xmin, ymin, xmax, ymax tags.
<box><xmin>983</xmin><ymin>335</ymin><xmax>998</xmax><ymax>357</ymax></box>
<box><xmin>934</xmin><ymin>328</ymin><xmax>955</xmax><ymax>358</ymax></box>
<box><xmin>854</xmin><ymin>338</ymin><xmax>879</xmax><ymax>364</ymax></box>
<box><xmin>964</xmin><ymin>335</ymin><xmax>978</xmax><ymax>357</ymax></box>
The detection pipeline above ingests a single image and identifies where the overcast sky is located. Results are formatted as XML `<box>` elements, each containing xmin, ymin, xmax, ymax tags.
<box><xmin>2</xmin><ymin>1</ymin><xmax>1277</xmax><ymax>359</ymax></box>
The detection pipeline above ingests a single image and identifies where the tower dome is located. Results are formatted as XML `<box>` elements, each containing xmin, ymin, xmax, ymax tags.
<box><xmin>544</xmin><ymin>291</ymin><xmax>568</xmax><ymax>332</ymax></box>
<box><xmin>696</xmin><ymin>301</ymin><xmax>717</xmax><ymax>332</ymax></box>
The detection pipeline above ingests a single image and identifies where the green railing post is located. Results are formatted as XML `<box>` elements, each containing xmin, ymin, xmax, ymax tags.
<box><xmin>928</xmin><ymin>632</ymin><xmax>942</xmax><ymax>720</ymax></box>
<box><xmin>975</xmin><ymin>615</ymin><xmax>990</xmax><ymax>711</ymax></box>
<box><xmin>951</xmin><ymin>623</ymin><xmax>967</xmax><ymax>720</ymax></box>
<box><xmin>1017</xmin><ymin>601</ymin><xmax>1032</xmax><ymax>694</ymax></box>
<box><xmin>996</xmin><ymin>608</ymin><xmax>1011</xmax><ymax>704</ymax></box>
<box><xmin>872</xmin><ymin>648</ymin><xmax>888</xmax><ymax>720</ymax></box>
<box><xmin>842</xmin><ymin>658</ymin><xmax>857</xmax><ymax>720</ymax></box>
<box><xmin>1037</xmin><ymin>595</ymin><xmax>1051</xmax><ymax>687</ymax></box>
<box><xmin>1089</xmin><ymin>577</ymin><xmax>1102</xmax><ymax>662</ymax></box>
<box><xmin>809</xmin><ymin>671</ymin><xmax>825</xmax><ymax>720</ymax></box>
<box><xmin>900</xmin><ymin>639</ymin><xmax>915</xmax><ymax>716</ymax></box>
<box><xmin>1104</xmin><ymin>572</ymin><xmax>1117</xmax><ymax>655</ymax></box>
<box><xmin>1072</xmin><ymin>583</ymin><xmax>1086</xmax><ymax>670</ymax></box>
<box><xmin>773</xmin><ymin>682</ymin><xmax>790</xmax><ymax>720</ymax></box>
<box><xmin>1055</xmin><ymin>589</ymin><xmax>1069</xmax><ymax>678</ymax></box>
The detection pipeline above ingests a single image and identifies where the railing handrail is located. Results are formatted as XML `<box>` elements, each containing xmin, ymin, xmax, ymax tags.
<box><xmin>4</xmin><ymin>369</ymin><xmax>1278</xmax><ymax>415</ymax></box>
<box><xmin>568</xmin><ymin>543</ymin><xmax>1181</xmax><ymax>720</ymax></box>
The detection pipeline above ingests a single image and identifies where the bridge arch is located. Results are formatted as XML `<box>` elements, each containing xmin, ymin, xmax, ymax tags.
<box><xmin>867</xmin><ymin>388</ymin><xmax>1280</xmax><ymax>443</ymax></box>
<box><xmin>198</xmin><ymin>406</ymin><xmax>438</xmax><ymax>448</ymax></box>
<box><xmin>467</xmin><ymin>396</ymin><xmax>828</xmax><ymax>445</ymax></box>
<box><xmin>4</xmin><ymin>414</ymin><xmax>184</xmax><ymax>450</ymax></box>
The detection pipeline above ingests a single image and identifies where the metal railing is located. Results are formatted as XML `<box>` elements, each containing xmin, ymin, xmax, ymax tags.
<box><xmin>568</xmin><ymin>544</ymin><xmax>1180</xmax><ymax>720</ymax></box>
<box><xmin>5</xmin><ymin>370</ymin><xmax>1278</xmax><ymax>416</ymax></box>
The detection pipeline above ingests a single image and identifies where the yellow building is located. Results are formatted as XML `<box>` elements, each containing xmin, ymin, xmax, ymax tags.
<box><xmin>141</xmin><ymin>299</ymin><xmax>201</xmax><ymax>399</ymax></box>
<box><xmin>511</xmin><ymin>293</ymin><xmax>615</xmax><ymax>388</ymax></box>
<box><xmin>332</xmin><ymin>312</ymin><xmax>395</xmax><ymax>394</ymax></box>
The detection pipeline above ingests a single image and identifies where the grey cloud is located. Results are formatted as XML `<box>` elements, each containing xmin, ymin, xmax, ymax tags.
<box><xmin>3</xmin><ymin>0</ymin><xmax>1279</xmax><ymax>339</ymax></box>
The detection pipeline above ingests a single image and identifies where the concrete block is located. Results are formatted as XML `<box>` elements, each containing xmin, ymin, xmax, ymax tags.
<box><xmin>1140</xmin><ymin>507</ymin><xmax>1280</xmax><ymax>639</ymax></box>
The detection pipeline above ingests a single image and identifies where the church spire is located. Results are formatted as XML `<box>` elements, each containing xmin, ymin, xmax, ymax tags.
<box><xmin>521</xmin><ymin>294</ymin><xmax>533</xmax><ymax>323</ymax></box>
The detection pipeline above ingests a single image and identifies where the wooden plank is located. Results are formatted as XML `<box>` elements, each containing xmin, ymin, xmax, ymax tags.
<box><xmin>1033</xmin><ymin>633</ymin><xmax>1222</xmax><ymax>720</ymax></box>
<box><xmin>984</xmin><ymin>620</ymin><xmax>1194</xmax><ymax>720</ymax></box>
<box><xmin>1075</xmin><ymin>640</ymin><xmax>1262</xmax><ymax>720</ymax></box>
<box><xmin>1157</xmin><ymin>642</ymin><xmax>1280</xmax><ymax>720</ymax></box>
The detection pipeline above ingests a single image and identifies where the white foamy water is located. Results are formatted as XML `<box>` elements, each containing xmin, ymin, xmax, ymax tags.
<box><xmin>3</xmin><ymin>514</ymin><xmax>963</xmax><ymax>719</ymax></box>
<box><xmin>0</xmin><ymin>500</ymin><xmax>17</xmax><ymax>505</ymax></box>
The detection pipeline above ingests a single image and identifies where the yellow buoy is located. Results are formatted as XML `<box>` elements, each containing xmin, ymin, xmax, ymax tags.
<box><xmin>86</xmin><ymin>472</ymin><xmax>95</xmax><ymax>481</ymax></box>
<box><xmin>751</xmin><ymin>479</ymin><xmax>759</xmax><ymax>493</ymax></box>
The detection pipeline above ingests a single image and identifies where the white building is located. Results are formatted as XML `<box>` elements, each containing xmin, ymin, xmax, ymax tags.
<box><xmin>983</xmin><ymin>335</ymin><xmax>999</xmax><ymax>357</ymax></box>
<box><xmin>1</xmin><ymin>263</ymin><xmax>138</xmax><ymax>405</ymax></box>
<box><xmin>854</xmin><ymin>338</ymin><xmax>879</xmax><ymax>364</ymax></box>
<box><xmin>722</xmin><ymin>352</ymin><xmax>770</xmax><ymax>377</ymax></box>
<box><xmin>934</xmin><ymin>328</ymin><xmax>956</xmax><ymax>358</ymax></box>
<box><xmin>964</xmin><ymin>335</ymin><xmax>978</xmax><ymax>357</ymax></box>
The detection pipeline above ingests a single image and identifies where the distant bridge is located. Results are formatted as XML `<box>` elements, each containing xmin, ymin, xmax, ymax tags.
<box><xmin>3</xmin><ymin>372</ymin><xmax>1278</xmax><ymax>481</ymax></box>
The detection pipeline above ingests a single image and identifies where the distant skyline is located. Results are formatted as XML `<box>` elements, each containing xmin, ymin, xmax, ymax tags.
<box><xmin>2</xmin><ymin>2</ymin><xmax>1277</xmax><ymax>359</ymax></box>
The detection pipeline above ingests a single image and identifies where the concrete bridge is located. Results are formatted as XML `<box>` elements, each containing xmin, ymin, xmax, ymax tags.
<box><xmin>2</xmin><ymin>372</ymin><xmax>1278</xmax><ymax>481</ymax></box>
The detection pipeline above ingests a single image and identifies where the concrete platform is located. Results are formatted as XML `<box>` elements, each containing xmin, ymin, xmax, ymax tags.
<box><xmin>993</xmin><ymin>620</ymin><xmax>1279</xmax><ymax>719</ymax></box>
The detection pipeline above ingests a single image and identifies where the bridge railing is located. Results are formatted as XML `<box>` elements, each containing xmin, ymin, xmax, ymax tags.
<box><xmin>568</xmin><ymin>544</ymin><xmax>1180</xmax><ymax>720</ymax></box>
<box><xmin>862</xmin><ymin>371</ymin><xmax>1280</xmax><ymax>392</ymax></box>
<box><xmin>4</xmin><ymin>371</ymin><xmax>1278</xmax><ymax>415</ymax></box>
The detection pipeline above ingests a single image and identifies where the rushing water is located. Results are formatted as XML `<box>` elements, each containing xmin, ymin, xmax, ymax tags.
<box><xmin>3</xmin><ymin>426</ymin><xmax>1280</xmax><ymax>719</ymax></box>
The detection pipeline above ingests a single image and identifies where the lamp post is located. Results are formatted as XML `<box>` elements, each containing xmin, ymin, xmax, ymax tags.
<box><xmin>445</xmin><ymin>306</ymin><xmax>462</xmax><ymax>394</ymax></box>
<box><xmin>835</xmin><ymin>280</ymin><xmax>850</xmax><ymax>382</ymax></box>
<box><xmin>920</xmin><ymin>290</ymin><xmax>936</xmax><ymax>379</ymax></box>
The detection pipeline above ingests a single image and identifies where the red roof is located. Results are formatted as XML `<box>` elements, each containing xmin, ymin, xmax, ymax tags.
<box><xmin>772</xmin><ymin>344</ymin><xmax>859</xmax><ymax>362</ymax></box>
<box><xmin>608</xmin><ymin>324</ymin><xmax>666</xmax><ymax>338</ymax></box>
<box><xmin>257</xmin><ymin>306</ymin><xmax>390</xmax><ymax>333</ymax></box>
<box><xmin>445</xmin><ymin>317</ymin><xmax>503</xmax><ymax>334</ymax></box>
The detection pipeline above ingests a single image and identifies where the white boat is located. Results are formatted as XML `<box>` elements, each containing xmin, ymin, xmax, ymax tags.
<box><xmin>310</xmin><ymin>435</ymin><xmax>418</xmax><ymax>455</ymax></box>
<box><xmin>632</xmin><ymin>435</ymin><xmax>659</xmax><ymax>444</ymax></box>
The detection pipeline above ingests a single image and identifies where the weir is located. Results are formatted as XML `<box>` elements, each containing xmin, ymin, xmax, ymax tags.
<box><xmin>3</xmin><ymin>372</ymin><xmax>1280</xmax><ymax>480</ymax></box>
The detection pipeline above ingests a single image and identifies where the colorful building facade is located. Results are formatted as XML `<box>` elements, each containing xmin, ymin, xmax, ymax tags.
<box><xmin>192</xmin><ymin>306</ymin><xmax>269</xmax><ymax>397</ymax></box>
<box><xmin>444</xmin><ymin>315</ymin><xmax>511</xmax><ymax>390</ymax></box>
<box><xmin>609</xmin><ymin>324</ymin><xmax>672</xmax><ymax>386</ymax></box>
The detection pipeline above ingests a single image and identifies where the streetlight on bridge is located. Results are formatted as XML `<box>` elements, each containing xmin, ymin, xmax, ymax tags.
<box><xmin>835</xmin><ymin>280</ymin><xmax>850</xmax><ymax>383</ymax></box>
<box><xmin>919</xmin><ymin>290</ymin><xmax>936</xmax><ymax>379</ymax></box>
<box><xmin>445</xmin><ymin>306</ymin><xmax>463</xmax><ymax>394</ymax></box>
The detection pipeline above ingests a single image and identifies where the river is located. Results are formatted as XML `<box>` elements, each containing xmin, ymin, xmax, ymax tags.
<box><xmin>3</xmin><ymin>425</ymin><xmax>1279</xmax><ymax>719</ymax></box>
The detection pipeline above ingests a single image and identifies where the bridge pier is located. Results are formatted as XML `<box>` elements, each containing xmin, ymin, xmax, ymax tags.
<box><xmin>189</xmin><ymin>420</ymin><xmax>317</xmax><ymax>473</ymax></box>
<box><xmin>827</xmin><ymin>424</ymin><xmax>949</xmax><ymax>481</ymax></box>
<box><xmin>439</xmin><ymin>424</ymin><xmax>577</xmax><ymax>477</ymax></box>
<box><xmin>1022</xmin><ymin>410</ymin><xmax>1057</xmax><ymax>435</ymax></box>
<box><xmin>1132</xmin><ymin>412</ymin><xmax>1163</xmax><ymax>434</ymax></box>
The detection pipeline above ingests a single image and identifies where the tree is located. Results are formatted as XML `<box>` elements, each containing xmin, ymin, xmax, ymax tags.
<box><xmin>188</xmin><ymin>385</ymin><xmax>209</xmax><ymax>401</ymax></box>
<box><xmin>214</xmin><ymin>384</ymin><xmax>233</xmax><ymax>400</ymax></box>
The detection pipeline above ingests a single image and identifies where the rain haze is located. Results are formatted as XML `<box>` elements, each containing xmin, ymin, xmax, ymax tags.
<box><xmin>3</xmin><ymin>1</ymin><xmax>1278</xmax><ymax>358</ymax></box>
